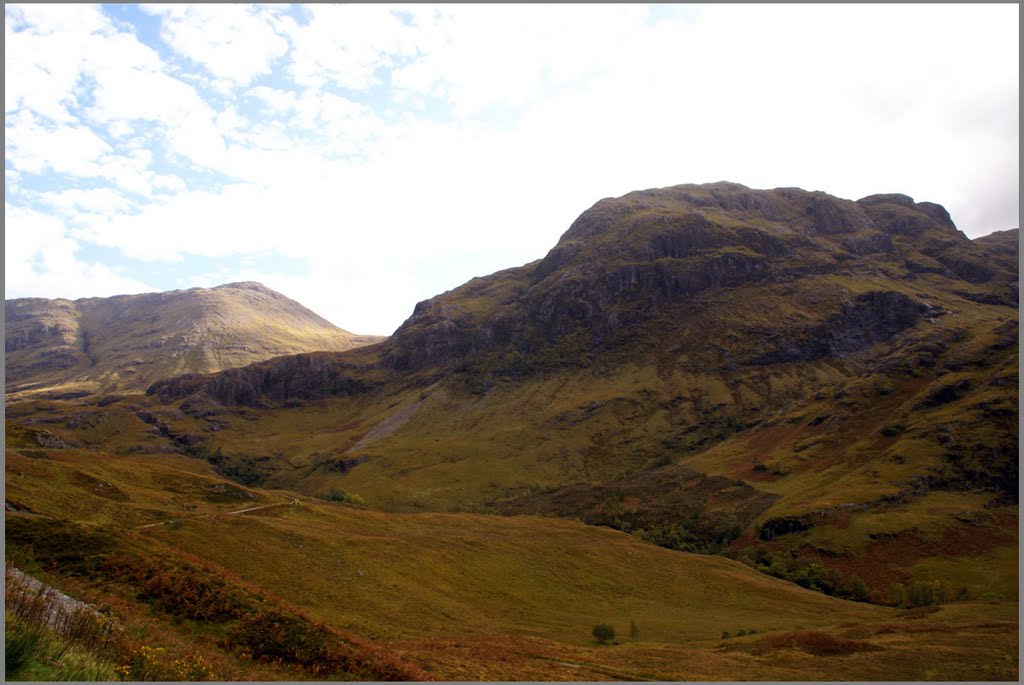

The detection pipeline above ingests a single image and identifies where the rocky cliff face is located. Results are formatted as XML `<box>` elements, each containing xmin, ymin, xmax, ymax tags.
<box><xmin>378</xmin><ymin>182</ymin><xmax>1014</xmax><ymax>372</ymax></box>
<box><xmin>5</xmin><ymin>282</ymin><xmax>384</xmax><ymax>398</ymax></box>
<box><xmin>148</xmin><ymin>351</ymin><xmax>373</xmax><ymax>408</ymax></box>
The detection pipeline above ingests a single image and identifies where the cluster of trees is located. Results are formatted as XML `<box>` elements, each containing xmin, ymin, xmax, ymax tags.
<box><xmin>322</xmin><ymin>488</ymin><xmax>364</xmax><ymax>505</ymax></box>
<box><xmin>743</xmin><ymin>547</ymin><xmax>871</xmax><ymax>601</ymax></box>
<box><xmin>586</xmin><ymin>498</ymin><xmax>742</xmax><ymax>555</ymax></box>
<box><xmin>741</xmin><ymin>546</ymin><xmax>969</xmax><ymax>607</ymax></box>
<box><xmin>889</xmin><ymin>579</ymin><xmax>968</xmax><ymax>607</ymax></box>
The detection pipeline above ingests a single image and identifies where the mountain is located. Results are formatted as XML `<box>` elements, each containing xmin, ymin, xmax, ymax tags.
<box><xmin>133</xmin><ymin>182</ymin><xmax>1018</xmax><ymax>602</ymax></box>
<box><xmin>3</xmin><ymin>182</ymin><xmax>1018</xmax><ymax>680</ymax></box>
<box><xmin>4</xmin><ymin>281</ymin><xmax>384</xmax><ymax>400</ymax></box>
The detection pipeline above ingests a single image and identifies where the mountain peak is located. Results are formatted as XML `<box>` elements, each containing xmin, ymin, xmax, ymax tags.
<box><xmin>379</xmin><ymin>182</ymin><xmax>1011</xmax><ymax>371</ymax></box>
<box><xmin>213</xmin><ymin>281</ymin><xmax>273</xmax><ymax>292</ymax></box>
<box><xmin>5</xmin><ymin>284</ymin><xmax>384</xmax><ymax>399</ymax></box>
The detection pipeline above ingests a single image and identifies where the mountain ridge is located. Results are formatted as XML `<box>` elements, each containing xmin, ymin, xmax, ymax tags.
<box><xmin>5</xmin><ymin>281</ymin><xmax>384</xmax><ymax>400</ymax></box>
<box><xmin>149</xmin><ymin>182</ymin><xmax>1016</xmax><ymax>405</ymax></box>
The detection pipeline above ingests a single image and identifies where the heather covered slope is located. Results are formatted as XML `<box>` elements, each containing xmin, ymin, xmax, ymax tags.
<box><xmin>4</xmin><ymin>281</ymin><xmax>384</xmax><ymax>399</ymax></box>
<box><xmin>3</xmin><ymin>444</ymin><xmax>1017</xmax><ymax>681</ymax></box>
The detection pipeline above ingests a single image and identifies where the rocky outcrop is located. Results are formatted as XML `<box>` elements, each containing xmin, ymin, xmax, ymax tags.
<box><xmin>148</xmin><ymin>352</ymin><xmax>371</xmax><ymax>407</ymax></box>
<box><xmin>749</xmin><ymin>291</ymin><xmax>935</xmax><ymax>365</ymax></box>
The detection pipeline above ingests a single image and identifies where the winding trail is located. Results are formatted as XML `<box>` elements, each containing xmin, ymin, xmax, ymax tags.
<box><xmin>132</xmin><ymin>499</ymin><xmax>298</xmax><ymax>531</ymax></box>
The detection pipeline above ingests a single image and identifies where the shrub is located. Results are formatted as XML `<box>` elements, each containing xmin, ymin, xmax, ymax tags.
<box><xmin>171</xmin><ymin>653</ymin><xmax>216</xmax><ymax>681</ymax></box>
<box><xmin>5</xmin><ymin>611</ymin><xmax>120</xmax><ymax>682</ymax></box>
<box><xmin>100</xmin><ymin>554</ymin><xmax>247</xmax><ymax>622</ymax></box>
<box><xmin>592</xmin><ymin>623</ymin><xmax>616</xmax><ymax>644</ymax></box>
<box><xmin>5</xmin><ymin>618</ymin><xmax>46</xmax><ymax>675</ymax></box>
<box><xmin>324</xmin><ymin>489</ymin><xmax>364</xmax><ymax>505</ymax></box>
<box><xmin>6</xmin><ymin>623</ymin><xmax>119</xmax><ymax>681</ymax></box>
<box><xmin>850</xmin><ymin>575</ymin><xmax>870</xmax><ymax>602</ymax></box>
<box><xmin>880</xmin><ymin>421</ymin><xmax>906</xmax><ymax>437</ymax></box>
<box><xmin>224</xmin><ymin>608</ymin><xmax>427</xmax><ymax>680</ymax></box>
<box><xmin>227</xmin><ymin>610</ymin><xmax>347</xmax><ymax>673</ymax></box>
<box><xmin>5</xmin><ymin>518</ymin><xmax>117</xmax><ymax>576</ymax></box>
<box><xmin>629</xmin><ymin>619</ymin><xmax>639</xmax><ymax>641</ymax></box>
<box><xmin>115</xmin><ymin>645</ymin><xmax>214</xmax><ymax>681</ymax></box>
<box><xmin>761</xmin><ymin>630</ymin><xmax>880</xmax><ymax>657</ymax></box>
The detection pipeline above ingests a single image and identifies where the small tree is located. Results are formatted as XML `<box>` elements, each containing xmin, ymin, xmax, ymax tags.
<box><xmin>629</xmin><ymin>619</ymin><xmax>639</xmax><ymax>641</ymax></box>
<box><xmin>850</xmin><ymin>575</ymin><xmax>869</xmax><ymax>602</ymax></box>
<box><xmin>889</xmin><ymin>582</ymin><xmax>908</xmax><ymax>607</ymax></box>
<box><xmin>592</xmin><ymin>623</ymin><xmax>615</xmax><ymax>644</ymax></box>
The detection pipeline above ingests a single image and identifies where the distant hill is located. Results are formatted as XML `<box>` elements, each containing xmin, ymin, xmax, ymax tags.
<box><xmin>4</xmin><ymin>281</ymin><xmax>384</xmax><ymax>399</ymax></box>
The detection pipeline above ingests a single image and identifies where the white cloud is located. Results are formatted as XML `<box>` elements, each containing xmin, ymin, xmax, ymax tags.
<box><xmin>4</xmin><ymin>204</ymin><xmax>154</xmax><ymax>300</ymax></box>
<box><xmin>245</xmin><ymin>86</ymin><xmax>297</xmax><ymax>115</ymax></box>
<box><xmin>5</xmin><ymin>111</ymin><xmax>112</xmax><ymax>177</ymax></box>
<box><xmin>4</xmin><ymin>4</ymin><xmax>112</xmax><ymax>122</ymax></box>
<box><xmin>281</xmin><ymin>4</ymin><xmax>417</xmax><ymax>90</ymax></box>
<box><xmin>39</xmin><ymin>188</ymin><xmax>131</xmax><ymax>215</ymax></box>
<box><xmin>142</xmin><ymin>4</ymin><xmax>289</xmax><ymax>87</ymax></box>
<box><xmin>390</xmin><ymin>5</ymin><xmax>650</xmax><ymax>115</ymax></box>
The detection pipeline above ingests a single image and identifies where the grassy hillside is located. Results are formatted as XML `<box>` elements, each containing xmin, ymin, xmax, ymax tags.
<box><xmin>3</xmin><ymin>446</ymin><xmax>1017</xmax><ymax>681</ymax></box>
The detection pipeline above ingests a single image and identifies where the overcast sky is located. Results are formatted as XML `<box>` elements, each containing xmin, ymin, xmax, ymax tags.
<box><xmin>5</xmin><ymin>4</ymin><xmax>1019</xmax><ymax>335</ymax></box>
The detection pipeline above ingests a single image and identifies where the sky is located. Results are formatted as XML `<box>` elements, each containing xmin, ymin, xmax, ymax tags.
<box><xmin>5</xmin><ymin>3</ymin><xmax>1019</xmax><ymax>336</ymax></box>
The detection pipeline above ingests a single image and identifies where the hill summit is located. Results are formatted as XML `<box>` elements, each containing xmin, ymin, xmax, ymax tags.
<box><xmin>5</xmin><ymin>281</ymin><xmax>384</xmax><ymax>399</ymax></box>
<box><xmin>381</xmin><ymin>182</ymin><xmax>1016</xmax><ymax>371</ymax></box>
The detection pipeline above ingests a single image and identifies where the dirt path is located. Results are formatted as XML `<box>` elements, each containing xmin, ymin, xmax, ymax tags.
<box><xmin>132</xmin><ymin>500</ymin><xmax>297</xmax><ymax>531</ymax></box>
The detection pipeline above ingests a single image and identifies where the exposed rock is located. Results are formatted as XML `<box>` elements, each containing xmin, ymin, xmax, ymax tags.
<box><xmin>802</xmin><ymin>196</ymin><xmax>873</xmax><ymax>235</ymax></box>
<box><xmin>6</xmin><ymin>567</ymin><xmax>113</xmax><ymax>635</ymax></box>
<box><xmin>915</xmin><ymin>379</ymin><xmax>973</xmax><ymax>409</ymax></box>
<box><xmin>149</xmin><ymin>351</ymin><xmax>371</xmax><ymax>407</ymax></box>
<box><xmin>35</xmin><ymin>430</ymin><xmax>72</xmax><ymax>449</ymax></box>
